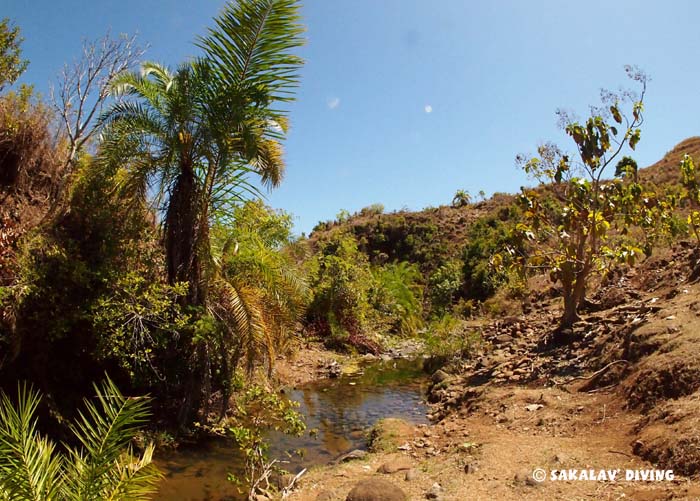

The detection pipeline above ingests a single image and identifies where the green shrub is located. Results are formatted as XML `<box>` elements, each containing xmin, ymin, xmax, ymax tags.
<box><xmin>428</xmin><ymin>260</ymin><xmax>463</xmax><ymax>315</ymax></box>
<box><xmin>461</xmin><ymin>207</ymin><xmax>523</xmax><ymax>301</ymax></box>
<box><xmin>371</xmin><ymin>261</ymin><xmax>424</xmax><ymax>336</ymax></box>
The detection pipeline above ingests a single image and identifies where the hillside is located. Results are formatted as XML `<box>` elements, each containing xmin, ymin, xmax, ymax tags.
<box><xmin>310</xmin><ymin>137</ymin><xmax>699</xmax><ymax>270</ymax></box>
<box><xmin>640</xmin><ymin>136</ymin><xmax>700</xmax><ymax>186</ymax></box>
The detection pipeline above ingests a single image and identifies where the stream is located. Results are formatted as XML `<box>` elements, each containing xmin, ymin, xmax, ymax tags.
<box><xmin>155</xmin><ymin>357</ymin><xmax>430</xmax><ymax>500</ymax></box>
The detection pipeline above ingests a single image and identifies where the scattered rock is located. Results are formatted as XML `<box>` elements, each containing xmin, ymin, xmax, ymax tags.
<box><xmin>494</xmin><ymin>334</ymin><xmax>513</xmax><ymax>345</ymax></box>
<box><xmin>464</xmin><ymin>462</ymin><xmax>478</xmax><ymax>474</ymax></box>
<box><xmin>404</xmin><ymin>469</ymin><xmax>417</xmax><ymax>481</ymax></box>
<box><xmin>525</xmin><ymin>403</ymin><xmax>543</xmax><ymax>412</ymax></box>
<box><xmin>426</xmin><ymin>482</ymin><xmax>443</xmax><ymax>499</ymax></box>
<box><xmin>346</xmin><ymin>478</ymin><xmax>407</xmax><ymax>501</ymax></box>
<box><xmin>327</xmin><ymin>361</ymin><xmax>342</xmax><ymax>378</ymax></box>
<box><xmin>377</xmin><ymin>457</ymin><xmax>413</xmax><ymax>474</ymax></box>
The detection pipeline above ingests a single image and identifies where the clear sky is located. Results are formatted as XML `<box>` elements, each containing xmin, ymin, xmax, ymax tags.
<box><xmin>5</xmin><ymin>0</ymin><xmax>700</xmax><ymax>234</ymax></box>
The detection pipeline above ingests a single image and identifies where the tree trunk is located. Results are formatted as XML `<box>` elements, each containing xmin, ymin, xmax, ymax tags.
<box><xmin>165</xmin><ymin>168</ymin><xmax>204</xmax><ymax>305</ymax></box>
<box><xmin>165</xmin><ymin>166</ymin><xmax>209</xmax><ymax>428</ymax></box>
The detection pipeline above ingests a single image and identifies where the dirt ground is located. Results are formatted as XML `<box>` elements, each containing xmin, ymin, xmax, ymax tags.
<box><xmin>287</xmin><ymin>387</ymin><xmax>700</xmax><ymax>500</ymax></box>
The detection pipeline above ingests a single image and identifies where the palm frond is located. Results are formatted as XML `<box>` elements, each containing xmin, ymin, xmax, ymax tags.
<box><xmin>0</xmin><ymin>384</ymin><xmax>63</xmax><ymax>501</ymax></box>
<box><xmin>62</xmin><ymin>377</ymin><xmax>160</xmax><ymax>501</ymax></box>
<box><xmin>197</xmin><ymin>0</ymin><xmax>305</xmax><ymax>102</ymax></box>
<box><xmin>213</xmin><ymin>278</ymin><xmax>271</xmax><ymax>376</ymax></box>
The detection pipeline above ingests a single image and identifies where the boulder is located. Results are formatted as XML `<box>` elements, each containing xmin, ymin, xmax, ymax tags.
<box><xmin>346</xmin><ymin>479</ymin><xmax>407</xmax><ymax>501</ymax></box>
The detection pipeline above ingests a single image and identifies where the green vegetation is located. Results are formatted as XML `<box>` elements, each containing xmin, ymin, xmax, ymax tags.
<box><xmin>0</xmin><ymin>18</ymin><xmax>28</xmax><ymax>92</ymax></box>
<box><xmin>225</xmin><ymin>382</ymin><xmax>305</xmax><ymax>499</ymax></box>
<box><xmin>680</xmin><ymin>154</ymin><xmax>700</xmax><ymax>244</ymax></box>
<box><xmin>0</xmin><ymin>377</ymin><xmax>160</xmax><ymax>500</ymax></box>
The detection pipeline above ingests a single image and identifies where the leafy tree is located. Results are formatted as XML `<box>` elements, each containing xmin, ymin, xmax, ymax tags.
<box><xmin>512</xmin><ymin>67</ymin><xmax>670</xmax><ymax>330</ymax></box>
<box><xmin>680</xmin><ymin>154</ymin><xmax>700</xmax><ymax>244</ymax></box>
<box><xmin>212</xmin><ymin>201</ymin><xmax>309</xmax><ymax>384</ymax></box>
<box><xmin>226</xmin><ymin>382</ymin><xmax>305</xmax><ymax>500</ymax></box>
<box><xmin>0</xmin><ymin>377</ymin><xmax>161</xmax><ymax>500</ymax></box>
<box><xmin>462</xmin><ymin>207</ymin><xmax>523</xmax><ymax>300</ymax></box>
<box><xmin>0</xmin><ymin>19</ymin><xmax>28</xmax><ymax>92</ymax></box>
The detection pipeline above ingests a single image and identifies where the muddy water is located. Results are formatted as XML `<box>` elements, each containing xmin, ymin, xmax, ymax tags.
<box><xmin>156</xmin><ymin>358</ymin><xmax>429</xmax><ymax>500</ymax></box>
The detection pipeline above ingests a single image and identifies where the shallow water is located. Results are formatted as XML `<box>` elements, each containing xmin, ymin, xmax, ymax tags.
<box><xmin>155</xmin><ymin>358</ymin><xmax>429</xmax><ymax>500</ymax></box>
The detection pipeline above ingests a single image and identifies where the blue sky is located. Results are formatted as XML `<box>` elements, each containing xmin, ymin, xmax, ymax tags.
<box><xmin>6</xmin><ymin>0</ymin><xmax>700</xmax><ymax>234</ymax></box>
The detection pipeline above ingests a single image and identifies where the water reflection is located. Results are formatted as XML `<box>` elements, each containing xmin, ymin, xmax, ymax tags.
<box><xmin>156</xmin><ymin>358</ymin><xmax>429</xmax><ymax>501</ymax></box>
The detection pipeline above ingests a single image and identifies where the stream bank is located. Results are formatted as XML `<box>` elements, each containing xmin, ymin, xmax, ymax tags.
<box><xmin>155</xmin><ymin>356</ymin><xmax>430</xmax><ymax>500</ymax></box>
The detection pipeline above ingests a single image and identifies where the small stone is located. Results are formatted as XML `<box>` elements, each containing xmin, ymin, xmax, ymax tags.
<box><xmin>525</xmin><ymin>404</ymin><xmax>543</xmax><ymax>412</ymax></box>
<box><xmin>404</xmin><ymin>469</ymin><xmax>417</xmax><ymax>481</ymax></box>
<box><xmin>426</xmin><ymin>482</ymin><xmax>443</xmax><ymax>499</ymax></box>
<box><xmin>336</xmin><ymin>449</ymin><xmax>368</xmax><ymax>463</ymax></box>
<box><xmin>494</xmin><ymin>334</ymin><xmax>513</xmax><ymax>345</ymax></box>
<box><xmin>464</xmin><ymin>463</ymin><xmax>478</xmax><ymax>474</ymax></box>
<box><xmin>377</xmin><ymin>457</ymin><xmax>413</xmax><ymax>474</ymax></box>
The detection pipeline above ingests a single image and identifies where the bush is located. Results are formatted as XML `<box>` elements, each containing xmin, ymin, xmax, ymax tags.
<box><xmin>371</xmin><ymin>261</ymin><xmax>424</xmax><ymax>336</ymax></box>
<box><xmin>306</xmin><ymin>233</ymin><xmax>380</xmax><ymax>353</ymax></box>
<box><xmin>461</xmin><ymin>207</ymin><xmax>523</xmax><ymax>301</ymax></box>
<box><xmin>428</xmin><ymin>260</ymin><xmax>463</xmax><ymax>315</ymax></box>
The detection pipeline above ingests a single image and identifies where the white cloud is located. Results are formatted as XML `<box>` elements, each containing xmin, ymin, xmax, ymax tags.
<box><xmin>327</xmin><ymin>97</ymin><xmax>340</xmax><ymax>110</ymax></box>
<box><xmin>424</xmin><ymin>104</ymin><xmax>433</xmax><ymax>114</ymax></box>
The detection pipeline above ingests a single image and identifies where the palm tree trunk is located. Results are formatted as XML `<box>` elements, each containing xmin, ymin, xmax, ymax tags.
<box><xmin>165</xmin><ymin>164</ymin><xmax>210</xmax><ymax>427</ymax></box>
<box><xmin>165</xmin><ymin>167</ymin><xmax>204</xmax><ymax>305</ymax></box>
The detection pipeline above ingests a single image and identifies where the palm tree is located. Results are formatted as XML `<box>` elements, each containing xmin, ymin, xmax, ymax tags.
<box><xmin>0</xmin><ymin>377</ymin><xmax>161</xmax><ymax>500</ymax></box>
<box><xmin>98</xmin><ymin>0</ymin><xmax>304</xmax><ymax>424</ymax></box>
<box><xmin>99</xmin><ymin>0</ymin><xmax>303</xmax><ymax>306</ymax></box>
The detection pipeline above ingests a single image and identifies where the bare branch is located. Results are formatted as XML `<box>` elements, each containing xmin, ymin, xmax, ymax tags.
<box><xmin>51</xmin><ymin>31</ymin><xmax>147</xmax><ymax>162</ymax></box>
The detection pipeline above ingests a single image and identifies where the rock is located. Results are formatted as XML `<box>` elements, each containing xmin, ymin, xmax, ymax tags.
<box><xmin>404</xmin><ymin>469</ymin><xmax>417</xmax><ymax>481</ymax></box>
<box><xmin>524</xmin><ymin>404</ymin><xmax>543</xmax><ymax>412</ymax></box>
<box><xmin>270</xmin><ymin>472</ymin><xmax>295</xmax><ymax>490</ymax></box>
<box><xmin>426</xmin><ymin>482</ymin><xmax>443</xmax><ymax>499</ymax></box>
<box><xmin>378</xmin><ymin>457</ymin><xmax>413</xmax><ymax>474</ymax></box>
<box><xmin>464</xmin><ymin>462</ymin><xmax>478</xmax><ymax>474</ymax></box>
<box><xmin>431</xmin><ymin>369</ymin><xmax>450</xmax><ymax>384</ymax></box>
<box><xmin>335</xmin><ymin>449</ymin><xmax>368</xmax><ymax>463</ymax></box>
<box><xmin>316</xmin><ymin>491</ymin><xmax>335</xmax><ymax>501</ymax></box>
<box><xmin>496</xmin><ymin>413</ymin><xmax>509</xmax><ymax>423</ymax></box>
<box><xmin>346</xmin><ymin>479</ymin><xmax>408</xmax><ymax>501</ymax></box>
<box><xmin>494</xmin><ymin>334</ymin><xmax>513</xmax><ymax>345</ymax></box>
<box><xmin>368</xmin><ymin>418</ymin><xmax>414</xmax><ymax>453</ymax></box>
<box><xmin>327</xmin><ymin>361</ymin><xmax>342</xmax><ymax>378</ymax></box>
